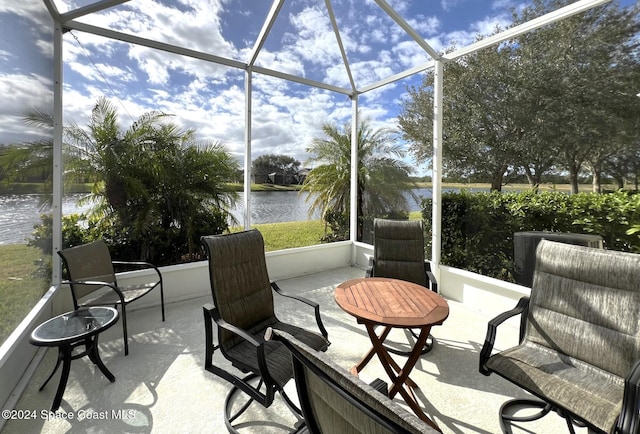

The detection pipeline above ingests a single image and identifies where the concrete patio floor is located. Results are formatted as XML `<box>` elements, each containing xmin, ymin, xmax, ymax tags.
<box><xmin>3</xmin><ymin>266</ymin><xmax>586</xmax><ymax>434</ymax></box>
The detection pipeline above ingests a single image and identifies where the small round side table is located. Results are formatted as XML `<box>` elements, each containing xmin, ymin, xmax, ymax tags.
<box><xmin>30</xmin><ymin>306</ymin><xmax>119</xmax><ymax>411</ymax></box>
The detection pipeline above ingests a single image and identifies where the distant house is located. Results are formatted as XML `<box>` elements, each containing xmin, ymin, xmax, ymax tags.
<box><xmin>256</xmin><ymin>168</ymin><xmax>310</xmax><ymax>185</ymax></box>
<box><xmin>295</xmin><ymin>168</ymin><xmax>311</xmax><ymax>184</ymax></box>
<box><xmin>252</xmin><ymin>173</ymin><xmax>270</xmax><ymax>184</ymax></box>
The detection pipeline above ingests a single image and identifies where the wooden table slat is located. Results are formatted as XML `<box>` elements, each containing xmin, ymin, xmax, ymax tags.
<box><xmin>334</xmin><ymin>277</ymin><xmax>449</xmax><ymax>327</ymax></box>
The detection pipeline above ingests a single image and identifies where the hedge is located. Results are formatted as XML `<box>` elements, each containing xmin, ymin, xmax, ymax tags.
<box><xmin>421</xmin><ymin>190</ymin><xmax>640</xmax><ymax>281</ymax></box>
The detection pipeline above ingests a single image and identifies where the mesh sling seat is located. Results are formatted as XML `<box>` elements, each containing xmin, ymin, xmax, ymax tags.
<box><xmin>266</xmin><ymin>328</ymin><xmax>441</xmax><ymax>434</ymax></box>
<box><xmin>366</xmin><ymin>218</ymin><xmax>438</xmax><ymax>354</ymax></box>
<box><xmin>201</xmin><ymin>230</ymin><xmax>330</xmax><ymax>433</ymax></box>
<box><xmin>479</xmin><ymin>240</ymin><xmax>640</xmax><ymax>434</ymax></box>
<box><xmin>57</xmin><ymin>240</ymin><xmax>165</xmax><ymax>356</ymax></box>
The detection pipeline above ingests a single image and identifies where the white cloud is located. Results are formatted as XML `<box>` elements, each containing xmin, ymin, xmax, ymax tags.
<box><xmin>385</xmin><ymin>0</ymin><xmax>411</xmax><ymax>15</ymax></box>
<box><xmin>66</xmin><ymin>61</ymin><xmax>135</xmax><ymax>84</ymax></box>
<box><xmin>408</xmin><ymin>16</ymin><xmax>441</xmax><ymax>36</ymax></box>
<box><xmin>285</xmin><ymin>6</ymin><xmax>345</xmax><ymax>66</ymax></box>
<box><xmin>0</xmin><ymin>0</ymin><xmax>51</xmax><ymax>30</ymax></box>
<box><xmin>492</xmin><ymin>0</ymin><xmax>516</xmax><ymax>10</ymax></box>
<box><xmin>471</xmin><ymin>15</ymin><xmax>509</xmax><ymax>36</ymax></box>
<box><xmin>251</xmin><ymin>49</ymin><xmax>306</xmax><ymax>77</ymax></box>
<box><xmin>441</xmin><ymin>0</ymin><xmax>459</xmax><ymax>12</ymax></box>
<box><xmin>1</xmin><ymin>0</ymin><xmax>522</xmax><ymax>169</ymax></box>
<box><xmin>53</xmin><ymin>0</ymin><xmax>431</xmax><ymax>160</ymax></box>
<box><xmin>392</xmin><ymin>40</ymin><xmax>432</xmax><ymax>68</ymax></box>
<box><xmin>0</xmin><ymin>73</ymin><xmax>53</xmax><ymax>144</ymax></box>
<box><xmin>73</xmin><ymin>0</ymin><xmax>240</xmax><ymax>84</ymax></box>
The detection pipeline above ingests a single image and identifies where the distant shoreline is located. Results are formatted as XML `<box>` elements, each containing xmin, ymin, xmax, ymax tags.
<box><xmin>0</xmin><ymin>181</ymin><xmax>612</xmax><ymax>195</ymax></box>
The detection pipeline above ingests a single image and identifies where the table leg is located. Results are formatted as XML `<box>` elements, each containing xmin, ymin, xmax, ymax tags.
<box><xmin>365</xmin><ymin>324</ymin><xmax>441</xmax><ymax>432</ymax></box>
<box><xmin>351</xmin><ymin>326</ymin><xmax>392</xmax><ymax>376</ymax></box>
<box><xmin>387</xmin><ymin>327</ymin><xmax>431</xmax><ymax>398</ymax></box>
<box><xmin>374</xmin><ymin>335</ymin><xmax>419</xmax><ymax>389</ymax></box>
<box><xmin>87</xmin><ymin>335</ymin><xmax>115</xmax><ymax>382</ymax></box>
<box><xmin>39</xmin><ymin>349</ymin><xmax>63</xmax><ymax>392</ymax></box>
<box><xmin>50</xmin><ymin>345</ymin><xmax>72</xmax><ymax>412</ymax></box>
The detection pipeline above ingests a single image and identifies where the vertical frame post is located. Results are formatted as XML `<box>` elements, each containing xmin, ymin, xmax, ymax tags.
<box><xmin>349</xmin><ymin>95</ymin><xmax>359</xmax><ymax>248</ymax></box>
<box><xmin>431</xmin><ymin>60</ymin><xmax>444</xmax><ymax>277</ymax></box>
<box><xmin>244</xmin><ymin>69</ymin><xmax>252</xmax><ymax>229</ymax></box>
<box><xmin>52</xmin><ymin>21</ymin><xmax>64</xmax><ymax>285</ymax></box>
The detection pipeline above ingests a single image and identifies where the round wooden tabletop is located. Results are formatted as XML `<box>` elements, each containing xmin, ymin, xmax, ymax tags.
<box><xmin>334</xmin><ymin>277</ymin><xmax>449</xmax><ymax>327</ymax></box>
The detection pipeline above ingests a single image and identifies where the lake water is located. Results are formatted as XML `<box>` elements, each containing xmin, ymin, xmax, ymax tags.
<box><xmin>0</xmin><ymin>189</ymin><xmax>435</xmax><ymax>245</ymax></box>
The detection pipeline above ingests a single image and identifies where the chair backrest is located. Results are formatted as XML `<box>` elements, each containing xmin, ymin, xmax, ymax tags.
<box><xmin>201</xmin><ymin>230</ymin><xmax>275</xmax><ymax>350</ymax></box>
<box><xmin>527</xmin><ymin>240</ymin><xmax>640</xmax><ymax>378</ymax></box>
<box><xmin>268</xmin><ymin>328</ymin><xmax>438</xmax><ymax>434</ymax></box>
<box><xmin>58</xmin><ymin>240</ymin><xmax>117</xmax><ymax>302</ymax></box>
<box><xmin>371</xmin><ymin>218</ymin><xmax>427</xmax><ymax>287</ymax></box>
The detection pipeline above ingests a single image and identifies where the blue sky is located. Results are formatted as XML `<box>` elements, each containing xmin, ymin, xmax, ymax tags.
<box><xmin>1</xmin><ymin>0</ymin><xmax>636</xmax><ymax>174</ymax></box>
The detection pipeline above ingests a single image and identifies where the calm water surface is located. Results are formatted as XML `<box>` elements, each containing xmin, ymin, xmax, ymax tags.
<box><xmin>0</xmin><ymin>189</ymin><xmax>435</xmax><ymax>245</ymax></box>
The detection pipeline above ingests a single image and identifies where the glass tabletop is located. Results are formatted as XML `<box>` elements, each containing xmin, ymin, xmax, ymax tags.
<box><xmin>31</xmin><ymin>307</ymin><xmax>119</xmax><ymax>345</ymax></box>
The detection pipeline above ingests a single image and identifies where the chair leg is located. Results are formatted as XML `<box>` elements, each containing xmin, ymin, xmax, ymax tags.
<box><xmin>222</xmin><ymin>373</ymin><xmax>303</xmax><ymax>434</ymax></box>
<box><xmin>120</xmin><ymin>304</ymin><xmax>129</xmax><ymax>356</ymax></box>
<box><xmin>160</xmin><ymin>284</ymin><xmax>165</xmax><ymax>322</ymax></box>
<box><xmin>499</xmin><ymin>399</ymin><xmax>560</xmax><ymax>433</ymax></box>
<box><xmin>223</xmin><ymin>374</ymin><xmax>260</xmax><ymax>434</ymax></box>
<box><xmin>499</xmin><ymin>398</ymin><xmax>586</xmax><ymax>434</ymax></box>
<box><xmin>279</xmin><ymin>388</ymin><xmax>303</xmax><ymax>422</ymax></box>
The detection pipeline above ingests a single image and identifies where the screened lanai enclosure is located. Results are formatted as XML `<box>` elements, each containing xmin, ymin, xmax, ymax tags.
<box><xmin>3</xmin><ymin>0</ymin><xmax>617</xmax><ymax>274</ymax></box>
<box><xmin>1</xmin><ymin>0</ymin><xmax>638</xmax><ymax>426</ymax></box>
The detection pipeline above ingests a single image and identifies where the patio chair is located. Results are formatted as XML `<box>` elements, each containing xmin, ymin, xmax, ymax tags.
<box><xmin>266</xmin><ymin>328</ymin><xmax>441</xmax><ymax>433</ymax></box>
<box><xmin>366</xmin><ymin>218</ymin><xmax>438</xmax><ymax>354</ymax></box>
<box><xmin>201</xmin><ymin>230</ymin><xmax>330</xmax><ymax>433</ymax></box>
<box><xmin>479</xmin><ymin>240</ymin><xmax>640</xmax><ymax>434</ymax></box>
<box><xmin>57</xmin><ymin>240</ymin><xmax>165</xmax><ymax>356</ymax></box>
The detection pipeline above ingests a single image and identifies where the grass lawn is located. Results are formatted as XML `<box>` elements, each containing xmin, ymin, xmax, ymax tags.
<box><xmin>0</xmin><ymin>245</ymin><xmax>50</xmax><ymax>345</ymax></box>
<box><xmin>234</xmin><ymin>213</ymin><xmax>421</xmax><ymax>251</ymax></box>
<box><xmin>231</xmin><ymin>219</ymin><xmax>327</xmax><ymax>251</ymax></box>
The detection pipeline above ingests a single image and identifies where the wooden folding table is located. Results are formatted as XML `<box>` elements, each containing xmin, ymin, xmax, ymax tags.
<box><xmin>335</xmin><ymin>277</ymin><xmax>449</xmax><ymax>431</ymax></box>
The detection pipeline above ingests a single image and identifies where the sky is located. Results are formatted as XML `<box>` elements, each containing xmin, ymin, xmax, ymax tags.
<box><xmin>0</xmin><ymin>0</ymin><xmax>636</xmax><ymax>175</ymax></box>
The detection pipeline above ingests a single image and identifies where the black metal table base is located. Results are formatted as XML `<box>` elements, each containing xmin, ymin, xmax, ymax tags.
<box><xmin>39</xmin><ymin>335</ymin><xmax>115</xmax><ymax>411</ymax></box>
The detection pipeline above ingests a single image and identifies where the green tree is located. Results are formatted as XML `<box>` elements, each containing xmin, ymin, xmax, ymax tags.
<box><xmin>398</xmin><ymin>0</ymin><xmax>640</xmax><ymax>194</ymax></box>
<box><xmin>399</xmin><ymin>38</ymin><xmax>528</xmax><ymax>192</ymax></box>
<box><xmin>513</xmin><ymin>0</ymin><xmax>640</xmax><ymax>193</ymax></box>
<box><xmin>252</xmin><ymin>153</ymin><xmax>301</xmax><ymax>184</ymax></box>
<box><xmin>63</xmin><ymin>97</ymin><xmax>239</xmax><ymax>261</ymax></box>
<box><xmin>301</xmin><ymin>116</ymin><xmax>417</xmax><ymax>240</ymax></box>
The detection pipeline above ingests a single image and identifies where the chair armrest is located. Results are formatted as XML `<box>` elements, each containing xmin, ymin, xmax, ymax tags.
<box><xmin>62</xmin><ymin>279</ymin><xmax>126</xmax><ymax>304</ymax></box>
<box><xmin>617</xmin><ymin>359</ymin><xmax>640</xmax><ymax>434</ymax></box>
<box><xmin>271</xmin><ymin>281</ymin><xmax>328</xmax><ymax>339</ymax></box>
<box><xmin>202</xmin><ymin>303</ymin><xmax>261</xmax><ymax>348</ymax></box>
<box><xmin>424</xmin><ymin>261</ymin><xmax>438</xmax><ymax>293</ymax></box>
<box><xmin>202</xmin><ymin>304</ymin><xmax>274</xmax><ymax>385</ymax></box>
<box><xmin>112</xmin><ymin>260</ymin><xmax>162</xmax><ymax>279</ymax></box>
<box><xmin>112</xmin><ymin>260</ymin><xmax>156</xmax><ymax>268</ymax></box>
<box><xmin>479</xmin><ymin>296</ymin><xmax>529</xmax><ymax>376</ymax></box>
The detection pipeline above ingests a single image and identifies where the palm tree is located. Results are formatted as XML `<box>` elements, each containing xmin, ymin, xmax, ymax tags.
<box><xmin>63</xmin><ymin>97</ymin><xmax>239</xmax><ymax>261</ymax></box>
<box><xmin>302</xmin><ymin>116</ymin><xmax>417</xmax><ymax>240</ymax></box>
<box><xmin>6</xmin><ymin>97</ymin><xmax>239</xmax><ymax>262</ymax></box>
<box><xmin>63</xmin><ymin>97</ymin><xmax>169</xmax><ymax>223</ymax></box>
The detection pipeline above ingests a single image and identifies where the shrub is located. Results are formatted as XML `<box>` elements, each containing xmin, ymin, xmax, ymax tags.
<box><xmin>29</xmin><ymin>208</ymin><xmax>230</xmax><ymax>267</ymax></box>
<box><xmin>422</xmin><ymin>190</ymin><xmax>640</xmax><ymax>281</ymax></box>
